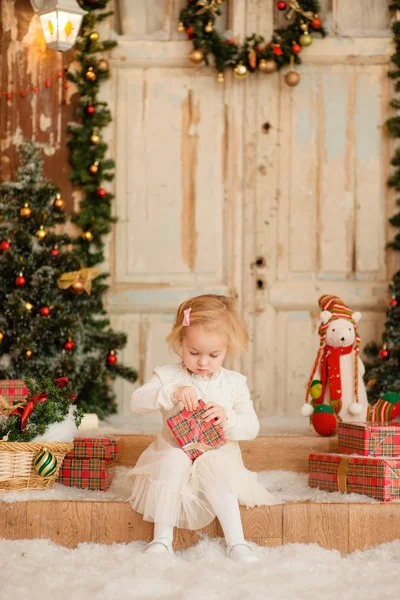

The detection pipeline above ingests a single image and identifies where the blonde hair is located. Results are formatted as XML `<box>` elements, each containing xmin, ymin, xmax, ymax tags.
<box><xmin>166</xmin><ymin>294</ymin><xmax>249</xmax><ymax>357</ymax></box>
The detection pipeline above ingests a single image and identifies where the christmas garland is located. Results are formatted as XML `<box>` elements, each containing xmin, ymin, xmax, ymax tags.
<box><xmin>67</xmin><ymin>0</ymin><xmax>117</xmax><ymax>267</ymax></box>
<box><xmin>178</xmin><ymin>0</ymin><xmax>326</xmax><ymax>86</ymax></box>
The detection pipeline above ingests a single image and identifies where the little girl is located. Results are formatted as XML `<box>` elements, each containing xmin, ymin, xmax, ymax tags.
<box><xmin>128</xmin><ymin>294</ymin><xmax>279</xmax><ymax>562</ymax></box>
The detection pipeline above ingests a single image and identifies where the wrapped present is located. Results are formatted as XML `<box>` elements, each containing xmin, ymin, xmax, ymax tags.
<box><xmin>367</xmin><ymin>393</ymin><xmax>400</xmax><ymax>422</ymax></box>
<box><xmin>167</xmin><ymin>399</ymin><xmax>226</xmax><ymax>461</ymax></box>
<box><xmin>66</xmin><ymin>437</ymin><xmax>121</xmax><ymax>462</ymax></box>
<box><xmin>0</xmin><ymin>380</ymin><xmax>28</xmax><ymax>405</ymax></box>
<box><xmin>58</xmin><ymin>458</ymin><xmax>115</xmax><ymax>491</ymax></box>
<box><xmin>338</xmin><ymin>422</ymin><xmax>400</xmax><ymax>457</ymax></box>
<box><xmin>309</xmin><ymin>452</ymin><xmax>400</xmax><ymax>502</ymax></box>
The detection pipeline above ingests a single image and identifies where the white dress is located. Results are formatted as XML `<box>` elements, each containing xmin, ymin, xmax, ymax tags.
<box><xmin>128</xmin><ymin>363</ymin><xmax>280</xmax><ymax>530</ymax></box>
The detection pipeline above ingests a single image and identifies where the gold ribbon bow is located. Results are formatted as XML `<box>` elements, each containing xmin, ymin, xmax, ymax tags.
<box><xmin>195</xmin><ymin>0</ymin><xmax>220</xmax><ymax>17</ymax></box>
<box><xmin>57</xmin><ymin>267</ymin><xmax>100</xmax><ymax>296</ymax></box>
<box><xmin>288</xmin><ymin>1</ymin><xmax>314</xmax><ymax>21</ymax></box>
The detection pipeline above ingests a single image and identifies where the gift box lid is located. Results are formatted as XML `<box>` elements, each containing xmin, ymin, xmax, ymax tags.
<box><xmin>337</xmin><ymin>421</ymin><xmax>400</xmax><ymax>457</ymax></box>
<box><xmin>66</xmin><ymin>436</ymin><xmax>122</xmax><ymax>462</ymax></box>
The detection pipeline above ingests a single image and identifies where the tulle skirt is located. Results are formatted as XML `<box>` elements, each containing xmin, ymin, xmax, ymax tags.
<box><xmin>128</xmin><ymin>433</ymin><xmax>280</xmax><ymax>530</ymax></box>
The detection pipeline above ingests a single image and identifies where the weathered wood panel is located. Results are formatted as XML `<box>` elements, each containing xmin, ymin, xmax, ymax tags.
<box><xmin>335</xmin><ymin>0</ymin><xmax>391</xmax><ymax>38</ymax></box>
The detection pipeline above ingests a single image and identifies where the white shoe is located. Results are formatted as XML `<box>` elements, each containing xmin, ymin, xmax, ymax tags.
<box><xmin>229</xmin><ymin>543</ymin><xmax>259</xmax><ymax>563</ymax></box>
<box><xmin>145</xmin><ymin>539</ymin><xmax>173</xmax><ymax>554</ymax></box>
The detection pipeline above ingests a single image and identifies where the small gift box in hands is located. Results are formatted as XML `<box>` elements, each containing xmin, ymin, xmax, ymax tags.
<box><xmin>167</xmin><ymin>399</ymin><xmax>226</xmax><ymax>460</ymax></box>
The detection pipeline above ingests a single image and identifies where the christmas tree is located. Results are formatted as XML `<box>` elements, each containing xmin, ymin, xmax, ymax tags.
<box><xmin>363</xmin><ymin>5</ymin><xmax>400</xmax><ymax>405</ymax></box>
<box><xmin>0</xmin><ymin>142</ymin><xmax>136</xmax><ymax>417</ymax></box>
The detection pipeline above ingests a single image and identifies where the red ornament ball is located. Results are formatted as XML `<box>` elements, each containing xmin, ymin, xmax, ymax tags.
<box><xmin>15</xmin><ymin>275</ymin><xmax>26</xmax><ymax>287</ymax></box>
<box><xmin>40</xmin><ymin>307</ymin><xmax>50</xmax><ymax>317</ymax></box>
<box><xmin>311</xmin><ymin>17</ymin><xmax>321</xmax><ymax>29</ymax></box>
<box><xmin>390</xmin><ymin>298</ymin><xmax>398</xmax><ymax>307</ymax></box>
<box><xmin>0</xmin><ymin>241</ymin><xmax>10</xmax><ymax>251</ymax></box>
<box><xmin>276</xmin><ymin>1</ymin><xmax>287</xmax><ymax>9</ymax></box>
<box><xmin>257</xmin><ymin>44</ymin><xmax>264</xmax><ymax>52</ymax></box>
<box><xmin>64</xmin><ymin>340</ymin><xmax>75</xmax><ymax>352</ymax></box>
<box><xmin>187</xmin><ymin>27</ymin><xmax>193</xmax><ymax>39</ymax></box>
<box><xmin>51</xmin><ymin>247</ymin><xmax>60</xmax><ymax>257</ymax></box>
<box><xmin>87</xmin><ymin>105</ymin><xmax>96</xmax><ymax>115</ymax></box>
<box><xmin>312</xmin><ymin>405</ymin><xmax>338</xmax><ymax>437</ymax></box>
<box><xmin>272</xmin><ymin>46</ymin><xmax>283</xmax><ymax>56</ymax></box>
<box><xmin>292</xmin><ymin>43</ymin><xmax>302</xmax><ymax>54</ymax></box>
<box><xmin>97</xmin><ymin>188</ymin><xmax>107</xmax><ymax>198</ymax></box>
<box><xmin>107</xmin><ymin>353</ymin><xmax>118</xmax><ymax>365</ymax></box>
<box><xmin>379</xmin><ymin>348</ymin><xmax>389</xmax><ymax>360</ymax></box>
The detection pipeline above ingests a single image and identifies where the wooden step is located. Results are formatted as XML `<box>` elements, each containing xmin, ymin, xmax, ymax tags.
<box><xmin>1</xmin><ymin>499</ymin><xmax>398</xmax><ymax>554</ymax></box>
<box><xmin>118</xmin><ymin>434</ymin><xmax>338</xmax><ymax>472</ymax></box>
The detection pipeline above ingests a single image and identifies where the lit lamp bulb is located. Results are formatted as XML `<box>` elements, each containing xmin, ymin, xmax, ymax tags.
<box><xmin>30</xmin><ymin>0</ymin><xmax>87</xmax><ymax>52</ymax></box>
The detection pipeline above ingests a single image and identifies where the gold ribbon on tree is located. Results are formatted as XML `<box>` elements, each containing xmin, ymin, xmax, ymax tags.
<box><xmin>287</xmin><ymin>1</ymin><xmax>314</xmax><ymax>21</ymax></box>
<box><xmin>195</xmin><ymin>0</ymin><xmax>221</xmax><ymax>17</ymax></box>
<box><xmin>57</xmin><ymin>267</ymin><xmax>101</xmax><ymax>296</ymax></box>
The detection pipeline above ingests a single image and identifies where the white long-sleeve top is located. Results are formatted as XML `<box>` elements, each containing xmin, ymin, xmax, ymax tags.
<box><xmin>130</xmin><ymin>363</ymin><xmax>260</xmax><ymax>442</ymax></box>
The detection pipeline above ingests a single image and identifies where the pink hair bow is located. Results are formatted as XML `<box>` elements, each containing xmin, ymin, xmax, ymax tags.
<box><xmin>182</xmin><ymin>308</ymin><xmax>192</xmax><ymax>326</ymax></box>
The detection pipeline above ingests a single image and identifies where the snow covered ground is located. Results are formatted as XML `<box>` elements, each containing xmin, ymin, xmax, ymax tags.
<box><xmin>3</xmin><ymin>536</ymin><xmax>400</xmax><ymax>600</ymax></box>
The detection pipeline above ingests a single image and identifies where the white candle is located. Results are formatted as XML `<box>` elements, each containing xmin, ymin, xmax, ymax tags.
<box><xmin>79</xmin><ymin>413</ymin><xmax>99</xmax><ymax>430</ymax></box>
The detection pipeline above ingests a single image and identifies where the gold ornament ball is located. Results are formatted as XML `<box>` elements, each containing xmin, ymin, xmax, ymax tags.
<box><xmin>300</xmin><ymin>22</ymin><xmax>308</xmax><ymax>31</ymax></box>
<box><xmin>285</xmin><ymin>70</ymin><xmax>300</xmax><ymax>87</ymax></box>
<box><xmin>34</xmin><ymin>448</ymin><xmax>57</xmax><ymax>478</ymax></box>
<box><xmin>54</xmin><ymin>195</ymin><xmax>65</xmax><ymax>209</ymax></box>
<box><xmin>217</xmin><ymin>72</ymin><xmax>224</xmax><ymax>83</ymax></box>
<box><xmin>25</xmin><ymin>301</ymin><xmax>34</xmax><ymax>311</ymax></box>
<box><xmin>0</xmin><ymin>332</ymin><xmax>3</xmax><ymax>343</ymax></box>
<box><xmin>89</xmin><ymin>30</ymin><xmax>99</xmax><ymax>42</ymax></box>
<box><xmin>258</xmin><ymin>59</ymin><xmax>278</xmax><ymax>74</ymax></box>
<box><xmin>299</xmin><ymin>33</ymin><xmax>312</xmax><ymax>47</ymax></box>
<box><xmin>90</xmin><ymin>131</ymin><xmax>101</xmax><ymax>145</ymax></box>
<box><xmin>35</xmin><ymin>226</ymin><xmax>47</xmax><ymax>240</ymax></box>
<box><xmin>177</xmin><ymin>21</ymin><xmax>185</xmax><ymax>33</ymax></box>
<box><xmin>26</xmin><ymin>350</ymin><xmax>33</xmax><ymax>358</ymax></box>
<box><xmin>85</xmin><ymin>67</ymin><xmax>97</xmax><ymax>82</ymax></box>
<box><xmin>20</xmin><ymin>203</ymin><xmax>32</xmax><ymax>218</ymax></box>
<box><xmin>205</xmin><ymin>21</ymin><xmax>213</xmax><ymax>33</ymax></box>
<box><xmin>97</xmin><ymin>59</ymin><xmax>109</xmax><ymax>73</ymax></box>
<box><xmin>189</xmin><ymin>49</ymin><xmax>204</xmax><ymax>65</ymax></box>
<box><xmin>72</xmin><ymin>279</ymin><xmax>85</xmax><ymax>295</ymax></box>
<box><xmin>233</xmin><ymin>63</ymin><xmax>248</xmax><ymax>80</ymax></box>
<box><xmin>82</xmin><ymin>231</ymin><xmax>94</xmax><ymax>242</ymax></box>
<box><xmin>89</xmin><ymin>162</ymin><xmax>99</xmax><ymax>174</ymax></box>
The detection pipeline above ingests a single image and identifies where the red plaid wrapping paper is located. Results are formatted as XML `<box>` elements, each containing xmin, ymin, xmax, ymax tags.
<box><xmin>309</xmin><ymin>452</ymin><xmax>400</xmax><ymax>502</ymax></box>
<box><xmin>0</xmin><ymin>380</ymin><xmax>28</xmax><ymax>404</ymax></box>
<box><xmin>167</xmin><ymin>400</ymin><xmax>226</xmax><ymax>460</ymax></box>
<box><xmin>337</xmin><ymin>422</ymin><xmax>400</xmax><ymax>457</ymax></box>
<box><xmin>58</xmin><ymin>459</ymin><xmax>116</xmax><ymax>491</ymax></box>
<box><xmin>65</xmin><ymin>437</ymin><xmax>121</xmax><ymax>462</ymax></box>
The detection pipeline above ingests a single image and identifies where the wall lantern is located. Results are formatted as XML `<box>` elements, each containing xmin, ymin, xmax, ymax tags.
<box><xmin>30</xmin><ymin>0</ymin><xmax>87</xmax><ymax>52</ymax></box>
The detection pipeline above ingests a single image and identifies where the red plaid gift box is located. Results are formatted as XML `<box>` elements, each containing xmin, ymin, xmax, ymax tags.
<box><xmin>66</xmin><ymin>437</ymin><xmax>121</xmax><ymax>462</ymax></box>
<box><xmin>0</xmin><ymin>380</ymin><xmax>28</xmax><ymax>405</ymax></box>
<box><xmin>167</xmin><ymin>399</ymin><xmax>226</xmax><ymax>460</ymax></box>
<box><xmin>337</xmin><ymin>422</ymin><xmax>400</xmax><ymax>457</ymax></box>
<box><xmin>58</xmin><ymin>458</ymin><xmax>116</xmax><ymax>491</ymax></box>
<box><xmin>309</xmin><ymin>452</ymin><xmax>400</xmax><ymax>502</ymax></box>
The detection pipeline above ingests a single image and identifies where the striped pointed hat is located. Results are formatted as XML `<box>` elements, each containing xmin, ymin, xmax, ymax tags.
<box><xmin>318</xmin><ymin>294</ymin><xmax>360</xmax><ymax>348</ymax></box>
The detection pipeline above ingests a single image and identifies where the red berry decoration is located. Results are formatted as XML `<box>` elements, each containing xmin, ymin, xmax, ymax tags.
<box><xmin>311</xmin><ymin>17</ymin><xmax>321</xmax><ymax>29</ymax></box>
<box><xmin>228</xmin><ymin>39</ymin><xmax>234</xmax><ymax>45</ymax></box>
<box><xmin>51</xmin><ymin>247</ymin><xmax>60</xmax><ymax>257</ymax></box>
<box><xmin>15</xmin><ymin>275</ymin><xmax>26</xmax><ymax>287</ymax></box>
<box><xmin>379</xmin><ymin>348</ymin><xmax>389</xmax><ymax>360</ymax></box>
<box><xmin>292</xmin><ymin>43</ymin><xmax>301</xmax><ymax>54</ymax></box>
<box><xmin>87</xmin><ymin>105</ymin><xmax>96</xmax><ymax>115</ymax></box>
<box><xmin>187</xmin><ymin>27</ymin><xmax>193</xmax><ymax>39</ymax></box>
<box><xmin>107</xmin><ymin>352</ymin><xmax>118</xmax><ymax>366</ymax></box>
<box><xmin>64</xmin><ymin>340</ymin><xmax>75</xmax><ymax>352</ymax></box>
<box><xmin>0</xmin><ymin>241</ymin><xmax>10</xmax><ymax>251</ymax></box>
<box><xmin>257</xmin><ymin>45</ymin><xmax>264</xmax><ymax>52</ymax></box>
<box><xmin>277</xmin><ymin>1</ymin><xmax>287</xmax><ymax>10</ymax></box>
<box><xmin>40</xmin><ymin>307</ymin><xmax>50</xmax><ymax>317</ymax></box>
<box><xmin>97</xmin><ymin>188</ymin><xmax>107</xmax><ymax>198</ymax></box>
<box><xmin>272</xmin><ymin>45</ymin><xmax>283</xmax><ymax>55</ymax></box>
<box><xmin>390</xmin><ymin>298</ymin><xmax>398</xmax><ymax>307</ymax></box>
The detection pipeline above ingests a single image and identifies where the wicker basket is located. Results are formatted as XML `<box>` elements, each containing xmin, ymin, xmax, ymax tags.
<box><xmin>0</xmin><ymin>441</ymin><xmax>73</xmax><ymax>491</ymax></box>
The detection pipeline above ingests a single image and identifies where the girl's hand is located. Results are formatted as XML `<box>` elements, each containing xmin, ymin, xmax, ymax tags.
<box><xmin>202</xmin><ymin>402</ymin><xmax>226</xmax><ymax>425</ymax></box>
<box><xmin>173</xmin><ymin>386</ymin><xmax>199</xmax><ymax>412</ymax></box>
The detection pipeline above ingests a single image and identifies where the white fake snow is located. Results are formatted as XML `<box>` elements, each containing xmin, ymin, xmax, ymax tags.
<box><xmin>2</xmin><ymin>537</ymin><xmax>400</xmax><ymax>600</ymax></box>
<box><xmin>0</xmin><ymin>468</ymin><xmax>381</xmax><ymax>503</ymax></box>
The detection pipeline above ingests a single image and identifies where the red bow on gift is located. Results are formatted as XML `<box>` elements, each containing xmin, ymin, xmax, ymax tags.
<box><xmin>18</xmin><ymin>391</ymin><xmax>48</xmax><ymax>430</ymax></box>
